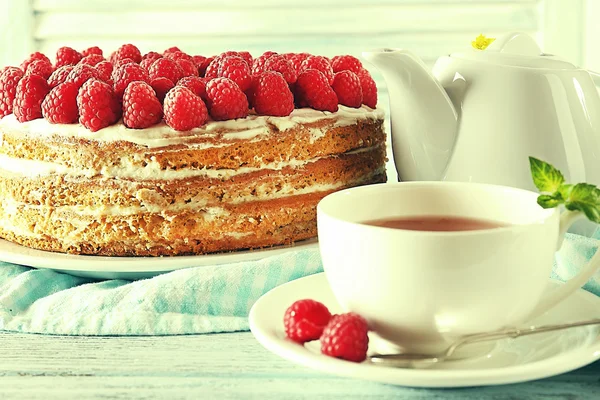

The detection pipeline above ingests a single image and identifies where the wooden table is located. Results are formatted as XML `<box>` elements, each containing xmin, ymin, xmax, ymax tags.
<box><xmin>0</xmin><ymin>331</ymin><xmax>598</xmax><ymax>399</ymax></box>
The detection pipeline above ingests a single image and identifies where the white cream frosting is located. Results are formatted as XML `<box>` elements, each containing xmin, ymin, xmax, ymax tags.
<box><xmin>0</xmin><ymin>105</ymin><xmax>384</xmax><ymax>149</ymax></box>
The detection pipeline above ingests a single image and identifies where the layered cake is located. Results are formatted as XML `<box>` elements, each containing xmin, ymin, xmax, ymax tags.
<box><xmin>0</xmin><ymin>45</ymin><xmax>386</xmax><ymax>256</ymax></box>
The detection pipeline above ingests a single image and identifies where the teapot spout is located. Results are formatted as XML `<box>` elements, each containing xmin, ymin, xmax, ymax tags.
<box><xmin>362</xmin><ymin>49</ymin><xmax>459</xmax><ymax>181</ymax></box>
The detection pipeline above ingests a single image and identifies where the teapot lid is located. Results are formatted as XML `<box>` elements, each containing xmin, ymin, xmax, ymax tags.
<box><xmin>449</xmin><ymin>32</ymin><xmax>577</xmax><ymax>70</ymax></box>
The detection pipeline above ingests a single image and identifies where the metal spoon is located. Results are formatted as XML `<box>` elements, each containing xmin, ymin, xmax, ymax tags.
<box><xmin>368</xmin><ymin>318</ymin><xmax>600</xmax><ymax>368</ymax></box>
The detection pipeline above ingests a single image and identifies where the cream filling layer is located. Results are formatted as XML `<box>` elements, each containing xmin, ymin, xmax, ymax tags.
<box><xmin>0</xmin><ymin>167</ymin><xmax>385</xmax><ymax>218</ymax></box>
<box><xmin>0</xmin><ymin>105</ymin><xmax>384</xmax><ymax>148</ymax></box>
<box><xmin>0</xmin><ymin>144</ymin><xmax>383</xmax><ymax>180</ymax></box>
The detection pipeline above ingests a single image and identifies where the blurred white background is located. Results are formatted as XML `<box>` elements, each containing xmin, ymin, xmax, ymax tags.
<box><xmin>0</xmin><ymin>0</ymin><xmax>598</xmax><ymax>126</ymax></box>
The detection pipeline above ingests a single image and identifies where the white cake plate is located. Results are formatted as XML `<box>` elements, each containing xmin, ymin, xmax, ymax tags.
<box><xmin>0</xmin><ymin>238</ymin><xmax>319</xmax><ymax>280</ymax></box>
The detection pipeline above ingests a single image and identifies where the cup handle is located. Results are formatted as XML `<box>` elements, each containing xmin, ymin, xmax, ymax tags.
<box><xmin>527</xmin><ymin>210</ymin><xmax>600</xmax><ymax>319</ymax></box>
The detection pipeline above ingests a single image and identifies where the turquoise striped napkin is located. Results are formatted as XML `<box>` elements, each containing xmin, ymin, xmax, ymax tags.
<box><xmin>0</xmin><ymin>233</ymin><xmax>598</xmax><ymax>336</ymax></box>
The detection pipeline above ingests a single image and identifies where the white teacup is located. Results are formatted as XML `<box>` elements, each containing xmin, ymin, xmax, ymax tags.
<box><xmin>316</xmin><ymin>182</ymin><xmax>600</xmax><ymax>355</ymax></box>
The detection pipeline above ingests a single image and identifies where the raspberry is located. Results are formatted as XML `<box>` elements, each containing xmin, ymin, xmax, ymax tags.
<box><xmin>203</xmin><ymin>59</ymin><xmax>220</xmax><ymax>80</ymax></box>
<box><xmin>295</xmin><ymin>69</ymin><xmax>338</xmax><ymax>112</ymax></box>
<box><xmin>141</xmin><ymin>56</ymin><xmax>160</xmax><ymax>72</ymax></box>
<box><xmin>149</xmin><ymin>58</ymin><xmax>183</xmax><ymax>85</ymax></box>
<box><xmin>357</xmin><ymin>69</ymin><xmax>377</xmax><ymax>108</ymax></box>
<box><xmin>41</xmin><ymin>81</ymin><xmax>79</xmax><ymax>124</ymax></box>
<box><xmin>123</xmin><ymin>81</ymin><xmax>163</xmax><ymax>129</ymax></box>
<box><xmin>252</xmin><ymin>71</ymin><xmax>294</xmax><ymax>116</ymax></box>
<box><xmin>164</xmin><ymin>51</ymin><xmax>194</xmax><ymax>64</ymax></box>
<box><xmin>113</xmin><ymin>44</ymin><xmax>142</xmax><ymax>64</ymax></box>
<box><xmin>163</xmin><ymin>46</ymin><xmax>182</xmax><ymax>56</ymax></box>
<box><xmin>79</xmin><ymin>54</ymin><xmax>104</xmax><ymax>66</ymax></box>
<box><xmin>20</xmin><ymin>52</ymin><xmax>51</xmax><ymax>72</ymax></box>
<box><xmin>82</xmin><ymin>46</ymin><xmax>103</xmax><ymax>57</ymax></box>
<box><xmin>177</xmin><ymin>59</ymin><xmax>198</xmax><ymax>78</ymax></box>
<box><xmin>192</xmin><ymin>55</ymin><xmax>207</xmax><ymax>68</ymax></box>
<box><xmin>263</xmin><ymin>55</ymin><xmax>297</xmax><ymax>85</ymax></box>
<box><xmin>331</xmin><ymin>55</ymin><xmax>363</xmax><ymax>74</ymax></box>
<box><xmin>112</xmin><ymin>58</ymin><xmax>136</xmax><ymax>78</ymax></box>
<box><xmin>150</xmin><ymin>77</ymin><xmax>174</xmax><ymax>102</ymax></box>
<box><xmin>251</xmin><ymin>51</ymin><xmax>277</xmax><ymax>75</ymax></box>
<box><xmin>198</xmin><ymin>56</ymin><xmax>213</xmax><ymax>77</ymax></box>
<box><xmin>332</xmin><ymin>71</ymin><xmax>362</xmax><ymax>108</ymax></box>
<box><xmin>283</xmin><ymin>299</ymin><xmax>332</xmax><ymax>344</ymax></box>
<box><xmin>48</xmin><ymin>65</ymin><xmax>73</xmax><ymax>88</ymax></box>
<box><xmin>320</xmin><ymin>313</ymin><xmax>369</xmax><ymax>363</ymax></box>
<box><xmin>55</xmin><ymin>46</ymin><xmax>83</xmax><ymax>68</ymax></box>
<box><xmin>13</xmin><ymin>75</ymin><xmax>50</xmax><ymax>122</ymax></box>
<box><xmin>205</xmin><ymin>77</ymin><xmax>249</xmax><ymax>121</ymax></box>
<box><xmin>299</xmin><ymin>56</ymin><xmax>334</xmax><ymax>84</ymax></box>
<box><xmin>142</xmin><ymin>51</ymin><xmax>162</xmax><ymax>62</ymax></box>
<box><xmin>65</xmin><ymin>64</ymin><xmax>101</xmax><ymax>89</ymax></box>
<box><xmin>163</xmin><ymin>86</ymin><xmax>208</xmax><ymax>131</ymax></box>
<box><xmin>217</xmin><ymin>56</ymin><xmax>252</xmax><ymax>91</ymax></box>
<box><xmin>95</xmin><ymin>61</ymin><xmax>113</xmax><ymax>83</ymax></box>
<box><xmin>238</xmin><ymin>51</ymin><xmax>253</xmax><ymax>66</ymax></box>
<box><xmin>284</xmin><ymin>52</ymin><xmax>310</xmax><ymax>75</ymax></box>
<box><xmin>177</xmin><ymin>76</ymin><xmax>207</xmax><ymax>101</ymax></box>
<box><xmin>77</xmin><ymin>79</ymin><xmax>121</xmax><ymax>131</ymax></box>
<box><xmin>25</xmin><ymin>60</ymin><xmax>54</xmax><ymax>80</ymax></box>
<box><xmin>0</xmin><ymin>67</ymin><xmax>24</xmax><ymax>118</ymax></box>
<box><xmin>113</xmin><ymin>63</ymin><xmax>150</xmax><ymax>98</ymax></box>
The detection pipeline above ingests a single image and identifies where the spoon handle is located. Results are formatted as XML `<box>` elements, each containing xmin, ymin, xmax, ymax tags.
<box><xmin>445</xmin><ymin>318</ymin><xmax>600</xmax><ymax>358</ymax></box>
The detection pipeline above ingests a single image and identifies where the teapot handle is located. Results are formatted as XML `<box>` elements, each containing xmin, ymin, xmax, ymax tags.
<box><xmin>588</xmin><ymin>70</ymin><xmax>600</xmax><ymax>86</ymax></box>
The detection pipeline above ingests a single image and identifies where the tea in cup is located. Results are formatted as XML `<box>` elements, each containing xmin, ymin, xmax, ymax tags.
<box><xmin>316</xmin><ymin>181</ymin><xmax>599</xmax><ymax>355</ymax></box>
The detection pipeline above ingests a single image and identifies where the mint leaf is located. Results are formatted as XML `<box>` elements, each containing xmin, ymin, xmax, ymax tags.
<box><xmin>564</xmin><ymin>183</ymin><xmax>600</xmax><ymax>223</ymax></box>
<box><xmin>529</xmin><ymin>157</ymin><xmax>565</xmax><ymax>193</ymax></box>
<box><xmin>537</xmin><ymin>193</ymin><xmax>563</xmax><ymax>208</ymax></box>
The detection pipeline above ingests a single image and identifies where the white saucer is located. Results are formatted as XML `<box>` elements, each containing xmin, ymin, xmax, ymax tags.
<box><xmin>0</xmin><ymin>238</ymin><xmax>318</xmax><ymax>280</ymax></box>
<box><xmin>249</xmin><ymin>273</ymin><xmax>600</xmax><ymax>388</ymax></box>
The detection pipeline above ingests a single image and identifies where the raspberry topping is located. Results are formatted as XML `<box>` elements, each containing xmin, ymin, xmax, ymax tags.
<box><xmin>357</xmin><ymin>69</ymin><xmax>377</xmax><ymax>108</ymax></box>
<box><xmin>13</xmin><ymin>75</ymin><xmax>50</xmax><ymax>122</ymax></box>
<box><xmin>41</xmin><ymin>81</ymin><xmax>80</xmax><ymax>124</ymax></box>
<box><xmin>113</xmin><ymin>63</ymin><xmax>150</xmax><ymax>98</ymax></box>
<box><xmin>82</xmin><ymin>46</ymin><xmax>103</xmax><ymax>57</ymax></box>
<box><xmin>163</xmin><ymin>46</ymin><xmax>182</xmax><ymax>56</ymax></box>
<box><xmin>252</xmin><ymin>71</ymin><xmax>294</xmax><ymax>117</ymax></box>
<box><xmin>77</xmin><ymin>79</ymin><xmax>121</xmax><ymax>131</ymax></box>
<box><xmin>55</xmin><ymin>46</ymin><xmax>83</xmax><ymax>68</ymax></box>
<box><xmin>332</xmin><ymin>71</ymin><xmax>363</xmax><ymax>108</ymax></box>
<box><xmin>263</xmin><ymin>55</ymin><xmax>297</xmax><ymax>85</ymax></box>
<box><xmin>25</xmin><ymin>60</ymin><xmax>54</xmax><ymax>80</ymax></box>
<box><xmin>65</xmin><ymin>64</ymin><xmax>101</xmax><ymax>89</ymax></box>
<box><xmin>284</xmin><ymin>299</ymin><xmax>332</xmax><ymax>344</ymax></box>
<box><xmin>20</xmin><ymin>52</ymin><xmax>51</xmax><ymax>72</ymax></box>
<box><xmin>48</xmin><ymin>65</ymin><xmax>74</xmax><ymax>88</ymax></box>
<box><xmin>251</xmin><ymin>51</ymin><xmax>277</xmax><ymax>75</ymax></box>
<box><xmin>205</xmin><ymin>77</ymin><xmax>249</xmax><ymax>121</ymax></box>
<box><xmin>0</xmin><ymin>67</ymin><xmax>24</xmax><ymax>118</ymax></box>
<box><xmin>284</xmin><ymin>52</ymin><xmax>310</xmax><ymax>75</ymax></box>
<box><xmin>198</xmin><ymin>57</ymin><xmax>214</xmax><ymax>77</ymax></box>
<box><xmin>299</xmin><ymin>55</ymin><xmax>334</xmax><ymax>84</ymax></box>
<box><xmin>123</xmin><ymin>81</ymin><xmax>163</xmax><ymax>129</ymax></box>
<box><xmin>295</xmin><ymin>69</ymin><xmax>338</xmax><ymax>112</ymax></box>
<box><xmin>320</xmin><ymin>313</ymin><xmax>370</xmax><ymax>363</ymax></box>
<box><xmin>217</xmin><ymin>56</ymin><xmax>252</xmax><ymax>91</ymax></box>
<box><xmin>95</xmin><ymin>61</ymin><xmax>114</xmax><ymax>83</ymax></box>
<box><xmin>331</xmin><ymin>55</ymin><xmax>363</xmax><ymax>74</ymax></box>
<box><xmin>163</xmin><ymin>86</ymin><xmax>208</xmax><ymax>131</ymax></box>
<box><xmin>79</xmin><ymin>54</ymin><xmax>105</xmax><ymax>66</ymax></box>
<box><xmin>149</xmin><ymin>58</ymin><xmax>183</xmax><ymax>85</ymax></box>
<box><xmin>177</xmin><ymin>59</ymin><xmax>198</xmax><ymax>78</ymax></box>
<box><xmin>113</xmin><ymin>44</ymin><xmax>142</xmax><ymax>64</ymax></box>
<box><xmin>177</xmin><ymin>76</ymin><xmax>207</xmax><ymax>101</ymax></box>
<box><xmin>150</xmin><ymin>77</ymin><xmax>174</xmax><ymax>103</ymax></box>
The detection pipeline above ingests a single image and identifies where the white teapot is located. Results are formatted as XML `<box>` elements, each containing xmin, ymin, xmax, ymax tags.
<box><xmin>363</xmin><ymin>32</ymin><xmax>600</xmax><ymax>192</ymax></box>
